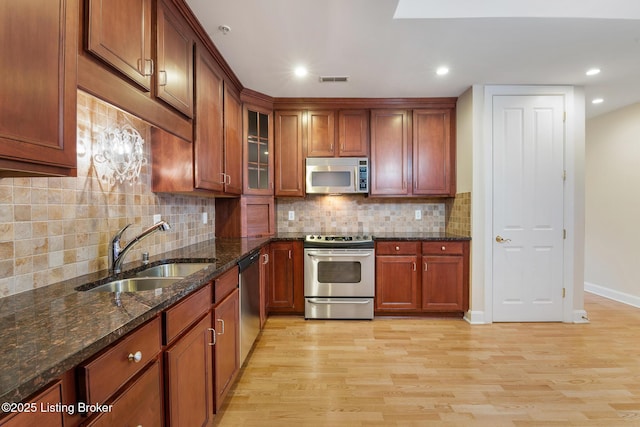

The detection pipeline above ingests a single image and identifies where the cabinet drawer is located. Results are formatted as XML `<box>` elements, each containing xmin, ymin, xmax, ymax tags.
<box><xmin>376</xmin><ymin>241</ymin><xmax>420</xmax><ymax>255</ymax></box>
<box><xmin>164</xmin><ymin>284</ymin><xmax>212</xmax><ymax>344</ymax></box>
<box><xmin>78</xmin><ymin>317</ymin><xmax>161</xmax><ymax>405</ymax></box>
<box><xmin>87</xmin><ymin>361</ymin><xmax>162</xmax><ymax>427</ymax></box>
<box><xmin>422</xmin><ymin>241</ymin><xmax>464</xmax><ymax>255</ymax></box>
<box><xmin>214</xmin><ymin>266</ymin><xmax>238</xmax><ymax>303</ymax></box>
<box><xmin>0</xmin><ymin>381</ymin><xmax>63</xmax><ymax>427</ymax></box>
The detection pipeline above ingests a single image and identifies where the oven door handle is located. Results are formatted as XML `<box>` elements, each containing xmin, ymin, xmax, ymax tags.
<box><xmin>306</xmin><ymin>252</ymin><xmax>372</xmax><ymax>258</ymax></box>
<box><xmin>307</xmin><ymin>299</ymin><xmax>372</xmax><ymax>304</ymax></box>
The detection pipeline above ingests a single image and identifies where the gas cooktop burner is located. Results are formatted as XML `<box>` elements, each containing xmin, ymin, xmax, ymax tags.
<box><xmin>304</xmin><ymin>234</ymin><xmax>374</xmax><ymax>248</ymax></box>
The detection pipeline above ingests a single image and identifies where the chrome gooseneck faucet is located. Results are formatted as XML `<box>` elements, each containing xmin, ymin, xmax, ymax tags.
<box><xmin>109</xmin><ymin>221</ymin><xmax>171</xmax><ymax>274</ymax></box>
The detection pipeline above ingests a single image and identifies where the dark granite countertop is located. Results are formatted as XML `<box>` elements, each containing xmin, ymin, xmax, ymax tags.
<box><xmin>0</xmin><ymin>231</ymin><xmax>470</xmax><ymax>405</ymax></box>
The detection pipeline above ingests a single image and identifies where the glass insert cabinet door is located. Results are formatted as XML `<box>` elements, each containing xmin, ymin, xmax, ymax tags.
<box><xmin>245</xmin><ymin>108</ymin><xmax>272</xmax><ymax>194</ymax></box>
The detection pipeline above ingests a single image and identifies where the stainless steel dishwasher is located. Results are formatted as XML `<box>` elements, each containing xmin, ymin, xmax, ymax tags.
<box><xmin>238</xmin><ymin>250</ymin><xmax>261</xmax><ymax>365</ymax></box>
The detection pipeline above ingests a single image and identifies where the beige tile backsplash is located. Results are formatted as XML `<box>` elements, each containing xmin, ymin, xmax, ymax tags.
<box><xmin>0</xmin><ymin>92</ymin><xmax>216</xmax><ymax>297</ymax></box>
<box><xmin>0</xmin><ymin>91</ymin><xmax>471</xmax><ymax>298</ymax></box>
<box><xmin>276</xmin><ymin>196</ymin><xmax>447</xmax><ymax>234</ymax></box>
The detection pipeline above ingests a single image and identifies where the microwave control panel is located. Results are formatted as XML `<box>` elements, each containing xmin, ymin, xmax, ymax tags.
<box><xmin>359</xmin><ymin>160</ymin><xmax>368</xmax><ymax>192</ymax></box>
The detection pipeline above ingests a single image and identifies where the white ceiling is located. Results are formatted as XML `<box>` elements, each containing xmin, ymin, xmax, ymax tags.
<box><xmin>185</xmin><ymin>0</ymin><xmax>640</xmax><ymax>118</ymax></box>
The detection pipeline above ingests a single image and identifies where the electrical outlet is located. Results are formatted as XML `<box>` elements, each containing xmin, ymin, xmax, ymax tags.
<box><xmin>288</xmin><ymin>211</ymin><xmax>295</xmax><ymax>221</ymax></box>
<box><xmin>202</xmin><ymin>212</ymin><xmax>208</xmax><ymax>224</ymax></box>
<box><xmin>415</xmin><ymin>210</ymin><xmax>422</xmax><ymax>220</ymax></box>
<box><xmin>153</xmin><ymin>214</ymin><xmax>161</xmax><ymax>224</ymax></box>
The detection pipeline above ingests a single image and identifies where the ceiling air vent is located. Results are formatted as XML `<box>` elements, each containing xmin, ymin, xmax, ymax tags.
<box><xmin>319</xmin><ymin>76</ymin><xmax>349</xmax><ymax>83</ymax></box>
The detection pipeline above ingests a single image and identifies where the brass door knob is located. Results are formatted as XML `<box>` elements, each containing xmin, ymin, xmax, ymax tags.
<box><xmin>495</xmin><ymin>235</ymin><xmax>511</xmax><ymax>243</ymax></box>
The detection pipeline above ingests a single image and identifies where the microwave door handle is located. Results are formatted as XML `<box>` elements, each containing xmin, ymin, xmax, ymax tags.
<box><xmin>354</xmin><ymin>166</ymin><xmax>358</xmax><ymax>192</ymax></box>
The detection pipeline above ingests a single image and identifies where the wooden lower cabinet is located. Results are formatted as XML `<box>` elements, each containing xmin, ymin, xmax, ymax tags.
<box><xmin>87</xmin><ymin>361</ymin><xmax>163</xmax><ymax>427</ymax></box>
<box><xmin>267</xmin><ymin>241</ymin><xmax>304</xmax><ymax>314</ymax></box>
<box><xmin>375</xmin><ymin>240</ymin><xmax>469</xmax><ymax>315</ymax></box>
<box><xmin>375</xmin><ymin>254</ymin><xmax>420</xmax><ymax>312</ymax></box>
<box><xmin>212</xmin><ymin>288</ymin><xmax>240</xmax><ymax>412</ymax></box>
<box><xmin>165</xmin><ymin>312</ymin><xmax>214</xmax><ymax>427</ymax></box>
<box><xmin>0</xmin><ymin>381</ymin><xmax>64</xmax><ymax>427</ymax></box>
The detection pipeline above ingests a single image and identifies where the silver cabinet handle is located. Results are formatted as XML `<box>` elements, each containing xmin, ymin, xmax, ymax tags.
<box><xmin>158</xmin><ymin>70</ymin><xmax>167</xmax><ymax>86</ymax></box>
<box><xmin>208</xmin><ymin>327</ymin><xmax>216</xmax><ymax>346</ymax></box>
<box><xmin>412</xmin><ymin>262</ymin><xmax>416</xmax><ymax>271</ymax></box>
<box><xmin>128</xmin><ymin>351</ymin><xmax>142</xmax><ymax>363</ymax></box>
<box><xmin>217</xmin><ymin>319</ymin><xmax>225</xmax><ymax>335</ymax></box>
<box><xmin>288</xmin><ymin>250</ymin><xmax>292</xmax><ymax>259</ymax></box>
<box><xmin>424</xmin><ymin>262</ymin><xmax>428</xmax><ymax>271</ymax></box>
<box><xmin>262</xmin><ymin>253</ymin><xmax>269</xmax><ymax>264</ymax></box>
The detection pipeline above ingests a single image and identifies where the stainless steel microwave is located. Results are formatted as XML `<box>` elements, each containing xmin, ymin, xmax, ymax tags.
<box><xmin>305</xmin><ymin>157</ymin><xmax>369</xmax><ymax>194</ymax></box>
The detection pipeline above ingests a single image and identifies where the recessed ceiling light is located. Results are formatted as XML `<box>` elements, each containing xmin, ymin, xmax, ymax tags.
<box><xmin>436</xmin><ymin>66</ymin><xmax>449</xmax><ymax>76</ymax></box>
<box><xmin>294</xmin><ymin>66</ymin><xmax>308</xmax><ymax>78</ymax></box>
<box><xmin>586</xmin><ymin>68</ymin><xmax>601</xmax><ymax>76</ymax></box>
<box><xmin>592</xmin><ymin>98</ymin><xmax>604</xmax><ymax>104</ymax></box>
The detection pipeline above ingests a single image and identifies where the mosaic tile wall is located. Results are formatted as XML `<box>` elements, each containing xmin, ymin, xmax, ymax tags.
<box><xmin>276</xmin><ymin>196</ymin><xmax>447</xmax><ymax>234</ymax></box>
<box><xmin>445</xmin><ymin>192</ymin><xmax>471</xmax><ymax>237</ymax></box>
<box><xmin>0</xmin><ymin>91</ymin><xmax>216</xmax><ymax>297</ymax></box>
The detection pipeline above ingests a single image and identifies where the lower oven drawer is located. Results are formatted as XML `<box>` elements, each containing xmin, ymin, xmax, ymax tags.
<box><xmin>305</xmin><ymin>298</ymin><xmax>374</xmax><ymax>320</ymax></box>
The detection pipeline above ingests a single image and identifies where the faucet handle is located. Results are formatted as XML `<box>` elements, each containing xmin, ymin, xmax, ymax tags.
<box><xmin>111</xmin><ymin>223</ymin><xmax>132</xmax><ymax>246</ymax></box>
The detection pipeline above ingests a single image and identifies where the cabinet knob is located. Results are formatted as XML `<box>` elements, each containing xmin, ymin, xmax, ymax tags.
<box><xmin>128</xmin><ymin>351</ymin><xmax>142</xmax><ymax>363</ymax></box>
<box><xmin>395</xmin><ymin>246</ymin><xmax>400</xmax><ymax>251</ymax></box>
<box><xmin>441</xmin><ymin>246</ymin><xmax>446</xmax><ymax>251</ymax></box>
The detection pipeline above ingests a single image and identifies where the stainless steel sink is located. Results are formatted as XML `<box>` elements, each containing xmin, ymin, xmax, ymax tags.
<box><xmin>84</xmin><ymin>277</ymin><xmax>181</xmax><ymax>292</ymax></box>
<box><xmin>133</xmin><ymin>262</ymin><xmax>214</xmax><ymax>278</ymax></box>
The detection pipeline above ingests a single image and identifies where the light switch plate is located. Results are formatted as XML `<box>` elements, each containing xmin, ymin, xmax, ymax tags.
<box><xmin>153</xmin><ymin>214</ymin><xmax>162</xmax><ymax>224</ymax></box>
<box><xmin>288</xmin><ymin>211</ymin><xmax>295</xmax><ymax>221</ymax></box>
<box><xmin>415</xmin><ymin>210</ymin><xmax>422</xmax><ymax>220</ymax></box>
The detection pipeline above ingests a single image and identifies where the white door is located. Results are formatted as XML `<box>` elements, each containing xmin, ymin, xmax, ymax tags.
<box><xmin>492</xmin><ymin>95</ymin><xmax>565</xmax><ymax>321</ymax></box>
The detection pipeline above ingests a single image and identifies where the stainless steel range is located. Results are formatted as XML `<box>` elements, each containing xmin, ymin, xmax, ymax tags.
<box><xmin>304</xmin><ymin>234</ymin><xmax>375</xmax><ymax>320</ymax></box>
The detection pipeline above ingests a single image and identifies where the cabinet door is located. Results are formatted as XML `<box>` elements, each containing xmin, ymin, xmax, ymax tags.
<box><xmin>375</xmin><ymin>255</ymin><xmax>420</xmax><ymax>311</ymax></box>
<box><xmin>0</xmin><ymin>0</ymin><xmax>77</xmax><ymax>175</ymax></box>
<box><xmin>274</xmin><ymin>111</ymin><xmax>305</xmax><ymax>197</ymax></box>
<box><xmin>0</xmin><ymin>381</ymin><xmax>63</xmax><ymax>427</ymax></box>
<box><xmin>156</xmin><ymin>0</ymin><xmax>194</xmax><ymax>117</ymax></box>
<box><xmin>224</xmin><ymin>86</ymin><xmax>243</xmax><ymax>195</ymax></box>
<box><xmin>244</xmin><ymin>107</ymin><xmax>274</xmax><ymax>195</ymax></box>
<box><xmin>422</xmin><ymin>256</ymin><xmax>464</xmax><ymax>311</ymax></box>
<box><xmin>268</xmin><ymin>241</ymin><xmax>304</xmax><ymax>313</ymax></box>
<box><xmin>194</xmin><ymin>45</ymin><xmax>224</xmax><ymax>192</ymax></box>
<box><xmin>165</xmin><ymin>313</ymin><xmax>213</xmax><ymax>427</ymax></box>
<box><xmin>370</xmin><ymin>110</ymin><xmax>410</xmax><ymax>195</ymax></box>
<box><xmin>338</xmin><ymin>110</ymin><xmax>369</xmax><ymax>157</ymax></box>
<box><xmin>306</xmin><ymin>110</ymin><xmax>336</xmax><ymax>157</ymax></box>
<box><xmin>413</xmin><ymin>109</ymin><xmax>455</xmax><ymax>196</ymax></box>
<box><xmin>212</xmin><ymin>288</ymin><xmax>240</xmax><ymax>412</ymax></box>
<box><xmin>86</xmin><ymin>0</ymin><xmax>152</xmax><ymax>91</ymax></box>
<box><xmin>87</xmin><ymin>362</ymin><xmax>162</xmax><ymax>427</ymax></box>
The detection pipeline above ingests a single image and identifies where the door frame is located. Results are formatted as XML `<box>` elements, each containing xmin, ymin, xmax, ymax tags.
<box><xmin>477</xmin><ymin>85</ymin><xmax>586</xmax><ymax>324</ymax></box>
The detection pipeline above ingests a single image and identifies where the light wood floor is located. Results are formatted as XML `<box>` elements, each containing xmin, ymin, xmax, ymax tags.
<box><xmin>213</xmin><ymin>294</ymin><xmax>640</xmax><ymax>426</ymax></box>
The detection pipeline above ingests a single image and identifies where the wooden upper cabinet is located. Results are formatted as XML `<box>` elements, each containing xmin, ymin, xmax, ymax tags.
<box><xmin>275</xmin><ymin>111</ymin><xmax>305</xmax><ymax>197</ymax></box>
<box><xmin>194</xmin><ymin>45</ymin><xmax>224</xmax><ymax>192</ymax></box>
<box><xmin>413</xmin><ymin>109</ymin><xmax>455</xmax><ymax>196</ymax></box>
<box><xmin>224</xmin><ymin>85</ymin><xmax>243</xmax><ymax>195</ymax></box>
<box><xmin>338</xmin><ymin>110</ymin><xmax>369</xmax><ymax>157</ymax></box>
<box><xmin>86</xmin><ymin>0</ymin><xmax>152</xmax><ymax>91</ymax></box>
<box><xmin>0</xmin><ymin>0</ymin><xmax>77</xmax><ymax>177</ymax></box>
<box><xmin>306</xmin><ymin>110</ymin><xmax>335</xmax><ymax>157</ymax></box>
<box><xmin>156</xmin><ymin>0</ymin><xmax>194</xmax><ymax>117</ymax></box>
<box><xmin>370</xmin><ymin>110</ymin><xmax>410</xmax><ymax>196</ymax></box>
<box><xmin>306</xmin><ymin>109</ymin><xmax>368</xmax><ymax>157</ymax></box>
<box><xmin>244</xmin><ymin>106</ymin><xmax>273</xmax><ymax>195</ymax></box>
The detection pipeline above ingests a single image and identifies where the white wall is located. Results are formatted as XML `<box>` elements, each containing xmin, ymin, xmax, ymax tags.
<box><xmin>585</xmin><ymin>103</ymin><xmax>640</xmax><ymax>307</ymax></box>
<box><xmin>456</xmin><ymin>88</ymin><xmax>473</xmax><ymax>193</ymax></box>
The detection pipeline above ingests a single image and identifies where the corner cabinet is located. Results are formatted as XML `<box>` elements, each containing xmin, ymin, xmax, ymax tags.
<box><xmin>0</xmin><ymin>0</ymin><xmax>77</xmax><ymax>177</ymax></box>
<box><xmin>370</xmin><ymin>106</ymin><xmax>456</xmax><ymax>197</ymax></box>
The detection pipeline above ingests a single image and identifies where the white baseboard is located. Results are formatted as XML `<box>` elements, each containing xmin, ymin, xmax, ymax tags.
<box><xmin>464</xmin><ymin>310</ymin><xmax>488</xmax><ymax>324</ymax></box>
<box><xmin>584</xmin><ymin>281</ymin><xmax>640</xmax><ymax>309</ymax></box>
